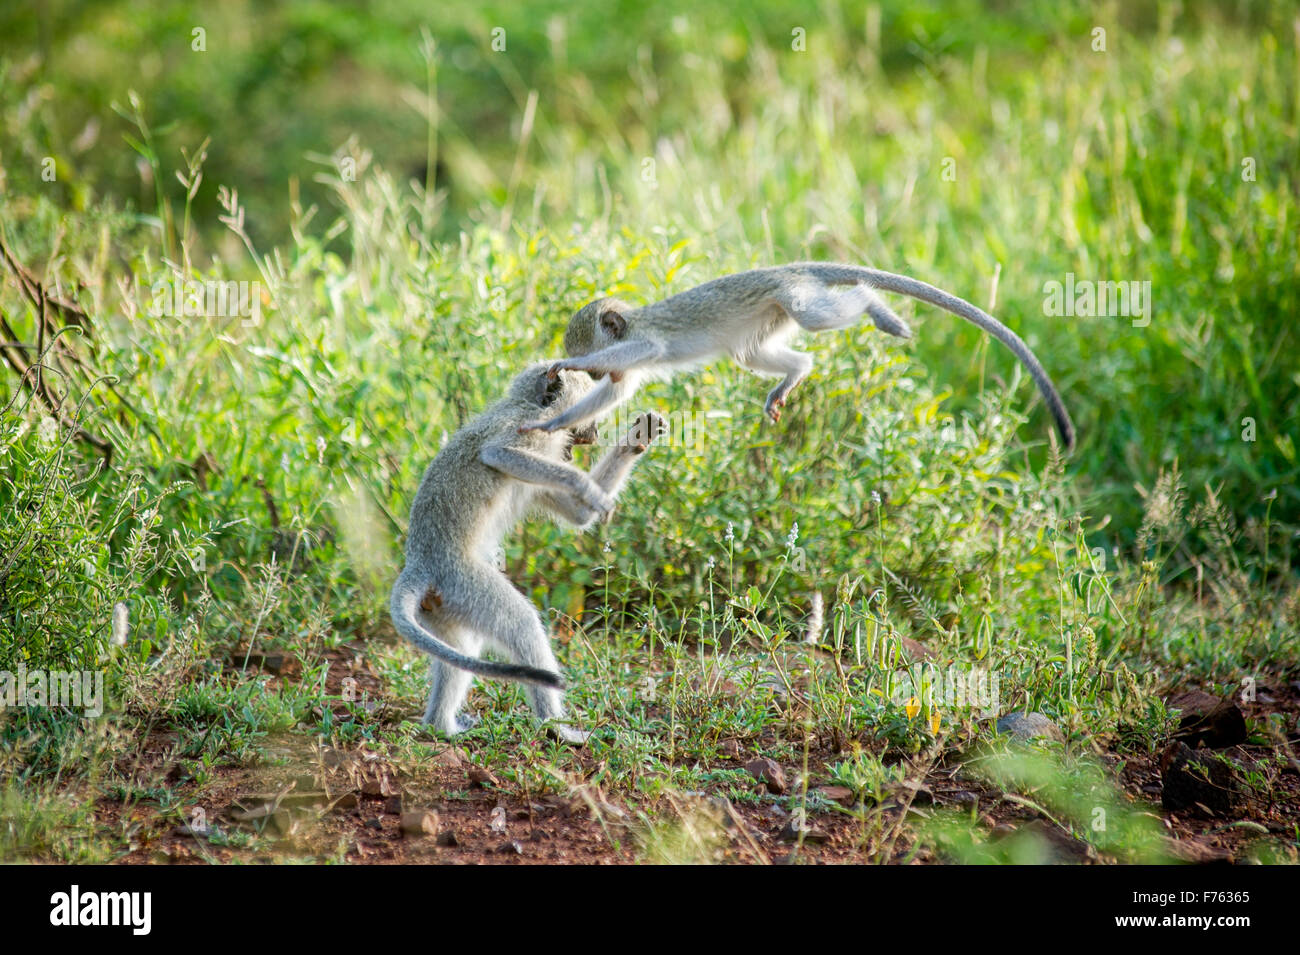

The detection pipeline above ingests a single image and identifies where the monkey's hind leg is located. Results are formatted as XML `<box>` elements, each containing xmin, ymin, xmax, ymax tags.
<box><xmin>781</xmin><ymin>283</ymin><xmax>911</xmax><ymax>338</ymax></box>
<box><xmin>417</xmin><ymin>607</ymin><xmax>482</xmax><ymax>735</ymax></box>
<box><xmin>738</xmin><ymin>342</ymin><xmax>814</xmax><ymax>423</ymax></box>
<box><xmin>464</xmin><ymin>566</ymin><xmax>589</xmax><ymax>743</ymax></box>
<box><xmin>422</xmin><ymin>658</ymin><xmax>479</xmax><ymax>734</ymax></box>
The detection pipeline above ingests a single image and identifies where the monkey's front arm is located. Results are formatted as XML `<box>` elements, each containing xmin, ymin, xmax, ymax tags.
<box><xmin>536</xmin><ymin>413</ymin><xmax>667</xmax><ymax>526</ymax></box>
<box><xmin>480</xmin><ymin>444</ymin><xmax>616</xmax><ymax>515</ymax></box>
<box><xmin>518</xmin><ymin>370</ymin><xmax>643</xmax><ymax>434</ymax></box>
<box><xmin>545</xmin><ymin>338</ymin><xmax>665</xmax><ymax>379</ymax></box>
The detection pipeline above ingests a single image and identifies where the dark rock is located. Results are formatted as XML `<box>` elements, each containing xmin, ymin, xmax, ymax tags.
<box><xmin>1168</xmin><ymin>692</ymin><xmax>1247</xmax><ymax>749</ymax></box>
<box><xmin>744</xmin><ymin>757</ymin><xmax>787</xmax><ymax>794</ymax></box>
<box><xmin>895</xmin><ymin>779</ymin><xmax>934</xmax><ymax>806</ymax></box>
<box><xmin>1160</xmin><ymin>742</ymin><xmax>1238</xmax><ymax>815</ymax></box>
<box><xmin>946</xmin><ymin>790</ymin><xmax>979</xmax><ymax>809</ymax></box>
<box><xmin>996</xmin><ymin>712</ymin><xmax>1065</xmax><ymax>743</ymax></box>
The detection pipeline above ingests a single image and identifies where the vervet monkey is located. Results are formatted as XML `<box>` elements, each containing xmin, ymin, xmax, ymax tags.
<box><xmin>390</xmin><ymin>363</ymin><xmax>666</xmax><ymax>741</ymax></box>
<box><xmin>519</xmin><ymin>263</ymin><xmax>1075</xmax><ymax>451</ymax></box>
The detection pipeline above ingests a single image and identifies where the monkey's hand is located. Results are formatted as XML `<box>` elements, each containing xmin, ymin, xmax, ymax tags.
<box><xmin>581</xmin><ymin>482</ymin><xmax>618</xmax><ymax>517</ymax></box>
<box><xmin>545</xmin><ymin>358</ymin><xmax>588</xmax><ymax>380</ymax></box>
<box><xmin>619</xmin><ymin>412</ymin><xmax>668</xmax><ymax>453</ymax></box>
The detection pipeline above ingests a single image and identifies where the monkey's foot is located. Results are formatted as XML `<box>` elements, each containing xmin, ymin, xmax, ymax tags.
<box><xmin>547</xmin><ymin>723</ymin><xmax>592</xmax><ymax>746</ymax></box>
<box><xmin>765</xmin><ymin>389</ymin><xmax>794</xmax><ymax>423</ymax></box>
<box><xmin>453</xmin><ymin>712</ymin><xmax>480</xmax><ymax>733</ymax></box>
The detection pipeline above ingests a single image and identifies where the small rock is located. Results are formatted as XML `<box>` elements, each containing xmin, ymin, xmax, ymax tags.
<box><xmin>383</xmin><ymin>794</ymin><xmax>404</xmax><ymax>815</ymax></box>
<box><xmin>497</xmin><ymin>840</ymin><xmax>524</xmax><ymax>855</ymax></box>
<box><xmin>1168</xmin><ymin>692</ymin><xmax>1247</xmax><ymax>749</ymax></box>
<box><xmin>744</xmin><ymin>757</ymin><xmax>787</xmax><ymax>794</ymax></box>
<box><xmin>776</xmin><ymin>819</ymin><xmax>829</xmax><ymax>844</ymax></box>
<box><xmin>468</xmin><ymin>765</ymin><xmax>499</xmax><ymax>788</ymax></box>
<box><xmin>1006</xmin><ymin>819</ymin><xmax>1098</xmax><ymax>864</ymax></box>
<box><xmin>331</xmin><ymin>792</ymin><xmax>359</xmax><ymax>812</ymax></box>
<box><xmin>946</xmin><ymin>790</ymin><xmax>979</xmax><ymax>810</ymax></box>
<box><xmin>400</xmin><ymin>811</ymin><xmax>440</xmax><ymax>837</ymax></box>
<box><xmin>895</xmin><ymin>780</ymin><xmax>934</xmax><ymax>806</ymax></box>
<box><xmin>436</xmin><ymin>828</ymin><xmax>460</xmax><ymax>847</ymax></box>
<box><xmin>1160</xmin><ymin>742</ymin><xmax>1238</xmax><ymax>815</ymax></box>
<box><xmin>363</xmin><ymin>816</ymin><xmax>383</xmax><ymax>831</ymax></box>
<box><xmin>718</xmin><ymin>739</ymin><xmax>742</xmax><ymax>758</ymax></box>
<box><xmin>996</xmin><ymin>712</ymin><xmax>1065</xmax><ymax>743</ymax></box>
<box><xmin>815</xmin><ymin>785</ymin><xmax>855</xmax><ymax>807</ymax></box>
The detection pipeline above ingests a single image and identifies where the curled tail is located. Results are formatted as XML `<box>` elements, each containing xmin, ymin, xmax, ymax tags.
<box><xmin>798</xmin><ymin>262</ymin><xmax>1077</xmax><ymax>452</ymax></box>
<box><xmin>390</xmin><ymin>576</ymin><xmax>564</xmax><ymax>689</ymax></box>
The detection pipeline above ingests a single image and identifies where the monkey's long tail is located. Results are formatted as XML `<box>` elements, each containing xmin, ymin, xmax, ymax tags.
<box><xmin>390</xmin><ymin>577</ymin><xmax>565</xmax><ymax>689</ymax></box>
<box><xmin>800</xmin><ymin>262</ymin><xmax>1077</xmax><ymax>452</ymax></box>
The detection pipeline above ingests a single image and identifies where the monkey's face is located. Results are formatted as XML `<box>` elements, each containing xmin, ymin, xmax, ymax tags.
<box><xmin>524</xmin><ymin>365</ymin><xmax>599</xmax><ymax>455</ymax></box>
<box><xmin>564</xmin><ymin>297</ymin><xmax>632</xmax><ymax>362</ymax></box>
<box><xmin>520</xmin><ymin>362</ymin><xmax>598</xmax><ymax>419</ymax></box>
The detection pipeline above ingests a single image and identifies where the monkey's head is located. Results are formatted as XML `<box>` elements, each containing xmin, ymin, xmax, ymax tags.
<box><xmin>513</xmin><ymin>362</ymin><xmax>600</xmax><ymax>446</ymax></box>
<box><xmin>564</xmin><ymin>297</ymin><xmax>633</xmax><ymax>359</ymax></box>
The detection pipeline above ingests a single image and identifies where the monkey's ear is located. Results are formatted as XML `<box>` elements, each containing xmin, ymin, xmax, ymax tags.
<box><xmin>600</xmin><ymin>309</ymin><xmax>627</xmax><ymax>338</ymax></box>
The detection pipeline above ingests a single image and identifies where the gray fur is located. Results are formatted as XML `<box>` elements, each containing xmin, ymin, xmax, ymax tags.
<box><xmin>527</xmin><ymin>263</ymin><xmax>1075</xmax><ymax>451</ymax></box>
<box><xmin>391</xmin><ymin>362</ymin><xmax>665</xmax><ymax>739</ymax></box>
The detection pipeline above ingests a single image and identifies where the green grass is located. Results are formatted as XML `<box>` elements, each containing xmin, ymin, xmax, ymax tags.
<box><xmin>0</xmin><ymin>0</ymin><xmax>1297</xmax><ymax>863</ymax></box>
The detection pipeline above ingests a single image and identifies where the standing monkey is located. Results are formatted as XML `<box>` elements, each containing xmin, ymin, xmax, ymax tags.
<box><xmin>519</xmin><ymin>262</ymin><xmax>1075</xmax><ymax>451</ymax></box>
<box><xmin>390</xmin><ymin>363</ymin><xmax>665</xmax><ymax>742</ymax></box>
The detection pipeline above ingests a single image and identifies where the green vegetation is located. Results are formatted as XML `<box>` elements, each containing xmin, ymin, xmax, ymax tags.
<box><xmin>0</xmin><ymin>0</ymin><xmax>1296</xmax><ymax>864</ymax></box>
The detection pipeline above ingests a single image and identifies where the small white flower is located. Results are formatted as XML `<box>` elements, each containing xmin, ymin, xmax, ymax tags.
<box><xmin>315</xmin><ymin>436</ymin><xmax>327</xmax><ymax>464</ymax></box>
<box><xmin>870</xmin><ymin>490</ymin><xmax>882</xmax><ymax>505</ymax></box>
<box><xmin>706</xmin><ymin>555</ymin><xmax>716</xmax><ymax>570</ymax></box>
<box><xmin>725</xmin><ymin>522</ymin><xmax>735</xmax><ymax>543</ymax></box>
<box><xmin>603</xmin><ymin>540</ymin><xmax>612</xmax><ymax>553</ymax></box>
